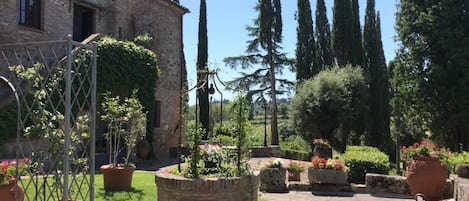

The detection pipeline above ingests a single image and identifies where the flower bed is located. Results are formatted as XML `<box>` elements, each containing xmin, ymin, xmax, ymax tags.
<box><xmin>155</xmin><ymin>169</ymin><xmax>259</xmax><ymax>201</ymax></box>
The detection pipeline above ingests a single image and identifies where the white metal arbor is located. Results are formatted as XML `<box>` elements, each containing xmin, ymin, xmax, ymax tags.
<box><xmin>0</xmin><ymin>36</ymin><xmax>96</xmax><ymax>201</ymax></box>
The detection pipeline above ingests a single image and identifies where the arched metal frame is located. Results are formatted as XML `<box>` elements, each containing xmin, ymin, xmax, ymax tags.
<box><xmin>0</xmin><ymin>36</ymin><xmax>97</xmax><ymax>201</ymax></box>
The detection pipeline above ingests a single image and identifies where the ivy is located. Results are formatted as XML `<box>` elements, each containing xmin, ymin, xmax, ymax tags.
<box><xmin>94</xmin><ymin>36</ymin><xmax>159</xmax><ymax>157</ymax></box>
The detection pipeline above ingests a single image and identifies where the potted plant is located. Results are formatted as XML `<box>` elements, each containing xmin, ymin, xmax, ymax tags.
<box><xmin>308</xmin><ymin>157</ymin><xmax>348</xmax><ymax>185</ymax></box>
<box><xmin>286</xmin><ymin>161</ymin><xmax>305</xmax><ymax>181</ymax></box>
<box><xmin>199</xmin><ymin>143</ymin><xmax>225</xmax><ymax>170</ymax></box>
<box><xmin>260</xmin><ymin>158</ymin><xmax>288</xmax><ymax>192</ymax></box>
<box><xmin>0</xmin><ymin>159</ymin><xmax>28</xmax><ymax>201</ymax></box>
<box><xmin>401</xmin><ymin>140</ymin><xmax>451</xmax><ymax>201</ymax></box>
<box><xmin>312</xmin><ymin>138</ymin><xmax>332</xmax><ymax>159</ymax></box>
<box><xmin>100</xmin><ymin>90</ymin><xmax>147</xmax><ymax>190</ymax></box>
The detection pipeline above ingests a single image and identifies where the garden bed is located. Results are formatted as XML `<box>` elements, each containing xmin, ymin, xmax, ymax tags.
<box><xmin>155</xmin><ymin>169</ymin><xmax>259</xmax><ymax>201</ymax></box>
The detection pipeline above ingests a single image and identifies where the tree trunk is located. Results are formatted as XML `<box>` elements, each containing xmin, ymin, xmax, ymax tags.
<box><xmin>268</xmin><ymin>40</ymin><xmax>279</xmax><ymax>145</ymax></box>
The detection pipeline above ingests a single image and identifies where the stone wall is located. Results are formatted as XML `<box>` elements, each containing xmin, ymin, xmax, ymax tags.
<box><xmin>155</xmin><ymin>170</ymin><xmax>260</xmax><ymax>201</ymax></box>
<box><xmin>365</xmin><ymin>173</ymin><xmax>454</xmax><ymax>199</ymax></box>
<box><xmin>0</xmin><ymin>0</ymin><xmax>188</xmax><ymax>159</ymax></box>
<box><xmin>454</xmin><ymin>177</ymin><xmax>469</xmax><ymax>201</ymax></box>
<box><xmin>251</xmin><ymin>146</ymin><xmax>281</xmax><ymax>157</ymax></box>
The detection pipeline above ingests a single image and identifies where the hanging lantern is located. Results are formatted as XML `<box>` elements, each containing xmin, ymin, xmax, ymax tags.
<box><xmin>208</xmin><ymin>84</ymin><xmax>215</xmax><ymax>94</ymax></box>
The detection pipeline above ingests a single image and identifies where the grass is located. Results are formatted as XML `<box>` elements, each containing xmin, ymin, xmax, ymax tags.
<box><xmin>95</xmin><ymin>171</ymin><xmax>156</xmax><ymax>201</ymax></box>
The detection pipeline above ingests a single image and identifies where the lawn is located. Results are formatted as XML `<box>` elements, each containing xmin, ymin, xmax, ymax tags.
<box><xmin>95</xmin><ymin>171</ymin><xmax>156</xmax><ymax>201</ymax></box>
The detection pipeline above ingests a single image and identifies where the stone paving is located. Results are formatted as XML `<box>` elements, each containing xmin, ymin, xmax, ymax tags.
<box><xmin>141</xmin><ymin>157</ymin><xmax>455</xmax><ymax>201</ymax></box>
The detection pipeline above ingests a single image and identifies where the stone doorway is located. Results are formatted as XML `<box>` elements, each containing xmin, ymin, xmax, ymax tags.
<box><xmin>73</xmin><ymin>4</ymin><xmax>95</xmax><ymax>42</ymax></box>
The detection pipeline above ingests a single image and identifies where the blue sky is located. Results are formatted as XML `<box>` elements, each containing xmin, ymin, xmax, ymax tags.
<box><xmin>179</xmin><ymin>0</ymin><xmax>399</xmax><ymax>105</ymax></box>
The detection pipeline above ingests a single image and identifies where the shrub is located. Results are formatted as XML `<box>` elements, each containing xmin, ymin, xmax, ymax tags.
<box><xmin>281</xmin><ymin>149</ymin><xmax>311</xmax><ymax>161</ymax></box>
<box><xmin>286</xmin><ymin>161</ymin><xmax>305</xmax><ymax>172</ymax></box>
<box><xmin>446</xmin><ymin>151</ymin><xmax>469</xmax><ymax>174</ymax></box>
<box><xmin>341</xmin><ymin>145</ymin><xmax>390</xmax><ymax>184</ymax></box>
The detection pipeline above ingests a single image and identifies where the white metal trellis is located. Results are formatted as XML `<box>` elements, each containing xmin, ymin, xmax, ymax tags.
<box><xmin>0</xmin><ymin>35</ymin><xmax>97</xmax><ymax>201</ymax></box>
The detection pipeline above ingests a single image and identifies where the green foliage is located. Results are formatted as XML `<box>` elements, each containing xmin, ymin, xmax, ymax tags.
<box><xmin>187</xmin><ymin>128</ymin><xmax>204</xmax><ymax>178</ymax></box>
<box><xmin>197</xmin><ymin>0</ymin><xmax>209</xmax><ymax>138</ymax></box>
<box><xmin>281</xmin><ymin>149</ymin><xmax>311</xmax><ymax>162</ymax></box>
<box><xmin>295</xmin><ymin>0</ymin><xmax>318</xmax><ymax>82</ymax></box>
<box><xmin>447</xmin><ymin>151</ymin><xmax>469</xmax><ymax>174</ymax></box>
<box><xmin>291</xmin><ymin>65</ymin><xmax>367</xmax><ymax>151</ymax></box>
<box><xmin>280</xmin><ymin>135</ymin><xmax>310</xmax><ymax>152</ymax></box>
<box><xmin>331</xmin><ymin>0</ymin><xmax>353</xmax><ymax>66</ymax></box>
<box><xmin>363</xmin><ymin>0</ymin><xmax>391</xmax><ymax>153</ymax></box>
<box><xmin>233</xmin><ymin>94</ymin><xmax>252</xmax><ymax>176</ymax></box>
<box><xmin>95</xmin><ymin>36</ymin><xmax>158</xmax><ymax>149</ymax></box>
<box><xmin>287</xmin><ymin>161</ymin><xmax>305</xmax><ymax>172</ymax></box>
<box><xmin>101</xmin><ymin>90</ymin><xmax>147</xmax><ymax>167</ymax></box>
<box><xmin>0</xmin><ymin>103</ymin><xmax>16</xmax><ymax>146</ymax></box>
<box><xmin>394</xmin><ymin>0</ymin><xmax>469</xmax><ymax>151</ymax></box>
<box><xmin>224</xmin><ymin>0</ymin><xmax>293</xmax><ymax>146</ymax></box>
<box><xmin>315</xmin><ymin>0</ymin><xmax>333</xmax><ymax>69</ymax></box>
<box><xmin>341</xmin><ymin>145</ymin><xmax>390</xmax><ymax>183</ymax></box>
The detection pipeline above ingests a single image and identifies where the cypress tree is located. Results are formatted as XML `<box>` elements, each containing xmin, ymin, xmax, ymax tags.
<box><xmin>350</xmin><ymin>0</ymin><xmax>363</xmax><ymax>66</ymax></box>
<box><xmin>197</xmin><ymin>0</ymin><xmax>209</xmax><ymax>138</ymax></box>
<box><xmin>363</xmin><ymin>0</ymin><xmax>390</xmax><ymax>150</ymax></box>
<box><xmin>332</xmin><ymin>0</ymin><xmax>353</xmax><ymax>66</ymax></box>
<box><xmin>315</xmin><ymin>0</ymin><xmax>333</xmax><ymax>69</ymax></box>
<box><xmin>295</xmin><ymin>0</ymin><xmax>317</xmax><ymax>83</ymax></box>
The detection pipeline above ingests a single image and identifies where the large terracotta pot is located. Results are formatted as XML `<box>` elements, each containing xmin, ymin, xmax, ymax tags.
<box><xmin>406</xmin><ymin>157</ymin><xmax>447</xmax><ymax>201</ymax></box>
<box><xmin>313</xmin><ymin>145</ymin><xmax>332</xmax><ymax>159</ymax></box>
<box><xmin>287</xmin><ymin>171</ymin><xmax>301</xmax><ymax>181</ymax></box>
<box><xmin>0</xmin><ymin>178</ymin><xmax>24</xmax><ymax>201</ymax></box>
<box><xmin>100</xmin><ymin>165</ymin><xmax>136</xmax><ymax>190</ymax></box>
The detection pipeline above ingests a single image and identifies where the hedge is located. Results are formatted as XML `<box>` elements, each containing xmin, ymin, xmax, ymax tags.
<box><xmin>281</xmin><ymin>149</ymin><xmax>312</xmax><ymax>161</ymax></box>
<box><xmin>341</xmin><ymin>145</ymin><xmax>390</xmax><ymax>184</ymax></box>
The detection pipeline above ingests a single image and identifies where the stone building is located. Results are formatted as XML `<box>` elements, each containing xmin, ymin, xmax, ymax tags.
<box><xmin>0</xmin><ymin>0</ymin><xmax>188</xmax><ymax>159</ymax></box>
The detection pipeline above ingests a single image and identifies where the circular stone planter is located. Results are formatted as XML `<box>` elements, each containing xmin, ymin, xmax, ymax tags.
<box><xmin>155</xmin><ymin>169</ymin><xmax>259</xmax><ymax>201</ymax></box>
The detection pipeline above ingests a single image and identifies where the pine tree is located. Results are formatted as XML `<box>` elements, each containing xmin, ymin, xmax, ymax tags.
<box><xmin>295</xmin><ymin>0</ymin><xmax>317</xmax><ymax>83</ymax></box>
<box><xmin>224</xmin><ymin>0</ymin><xmax>291</xmax><ymax>145</ymax></box>
<box><xmin>197</xmin><ymin>0</ymin><xmax>209</xmax><ymax>138</ymax></box>
<box><xmin>315</xmin><ymin>0</ymin><xmax>333</xmax><ymax>69</ymax></box>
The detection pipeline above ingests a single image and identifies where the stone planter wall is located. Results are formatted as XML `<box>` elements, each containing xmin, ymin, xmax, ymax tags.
<box><xmin>260</xmin><ymin>167</ymin><xmax>287</xmax><ymax>193</ymax></box>
<box><xmin>454</xmin><ymin>177</ymin><xmax>469</xmax><ymax>201</ymax></box>
<box><xmin>365</xmin><ymin>173</ymin><xmax>453</xmax><ymax>199</ymax></box>
<box><xmin>250</xmin><ymin>146</ymin><xmax>281</xmax><ymax>157</ymax></box>
<box><xmin>155</xmin><ymin>170</ymin><xmax>259</xmax><ymax>201</ymax></box>
<box><xmin>308</xmin><ymin>168</ymin><xmax>348</xmax><ymax>185</ymax></box>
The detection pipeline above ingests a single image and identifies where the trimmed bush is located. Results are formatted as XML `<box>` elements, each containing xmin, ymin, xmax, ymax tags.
<box><xmin>281</xmin><ymin>149</ymin><xmax>311</xmax><ymax>161</ymax></box>
<box><xmin>341</xmin><ymin>145</ymin><xmax>390</xmax><ymax>184</ymax></box>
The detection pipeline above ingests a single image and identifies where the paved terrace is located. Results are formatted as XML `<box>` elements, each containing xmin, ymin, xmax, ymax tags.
<box><xmin>137</xmin><ymin>157</ymin><xmax>455</xmax><ymax>201</ymax></box>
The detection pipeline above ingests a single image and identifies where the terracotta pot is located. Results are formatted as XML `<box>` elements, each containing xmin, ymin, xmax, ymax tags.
<box><xmin>287</xmin><ymin>171</ymin><xmax>301</xmax><ymax>181</ymax></box>
<box><xmin>406</xmin><ymin>157</ymin><xmax>447</xmax><ymax>201</ymax></box>
<box><xmin>100</xmin><ymin>164</ymin><xmax>136</xmax><ymax>190</ymax></box>
<box><xmin>313</xmin><ymin>145</ymin><xmax>332</xmax><ymax>159</ymax></box>
<box><xmin>0</xmin><ymin>178</ymin><xmax>24</xmax><ymax>201</ymax></box>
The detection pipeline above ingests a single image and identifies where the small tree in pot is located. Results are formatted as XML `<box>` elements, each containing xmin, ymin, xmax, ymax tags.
<box><xmin>100</xmin><ymin>90</ymin><xmax>146</xmax><ymax>190</ymax></box>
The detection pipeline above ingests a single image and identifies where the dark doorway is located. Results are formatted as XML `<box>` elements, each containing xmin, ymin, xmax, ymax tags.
<box><xmin>73</xmin><ymin>4</ymin><xmax>95</xmax><ymax>42</ymax></box>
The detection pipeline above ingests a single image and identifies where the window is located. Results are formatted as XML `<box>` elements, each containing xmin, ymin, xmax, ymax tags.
<box><xmin>19</xmin><ymin>0</ymin><xmax>42</xmax><ymax>29</ymax></box>
<box><xmin>154</xmin><ymin>101</ymin><xmax>161</xmax><ymax>128</ymax></box>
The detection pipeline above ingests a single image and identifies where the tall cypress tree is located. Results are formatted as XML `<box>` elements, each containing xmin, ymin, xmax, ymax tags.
<box><xmin>332</xmin><ymin>0</ymin><xmax>353</xmax><ymax>66</ymax></box>
<box><xmin>350</xmin><ymin>0</ymin><xmax>363</xmax><ymax>66</ymax></box>
<box><xmin>197</xmin><ymin>0</ymin><xmax>209</xmax><ymax>139</ymax></box>
<box><xmin>363</xmin><ymin>0</ymin><xmax>390</xmax><ymax>150</ymax></box>
<box><xmin>315</xmin><ymin>0</ymin><xmax>333</xmax><ymax>69</ymax></box>
<box><xmin>224</xmin><ymin>0</ymin><xmax>289</xmax><ymax>145</ymax></box>
<box><xmin>295</xmin><ymin>0</ymin><xmax>317</xmax><ymax>83</ymax></box>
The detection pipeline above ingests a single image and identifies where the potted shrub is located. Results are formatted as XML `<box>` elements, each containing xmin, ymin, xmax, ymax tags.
<box><xmin>286</xmin><ymin>161</ymin><xmax>305</xmax><ymax>181</ymax></box>
<box><xmin>401</xmin><ymin>140</ymin><xmax>451</xmax><ymax>201</ymax></box>
<box><xmin>312</xmin><ymin>138</ymin><xmax>332</xmax><ymax>159</ymax></box>
<box><xmin>308</xmin><ymin>157</ymin><xmax>348</xmax><ymax>185</ymax></box>
<box><xmin>100</xmin><ymin>91</ymin><xmax>147</xmax><ymax>190</ymax></box>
